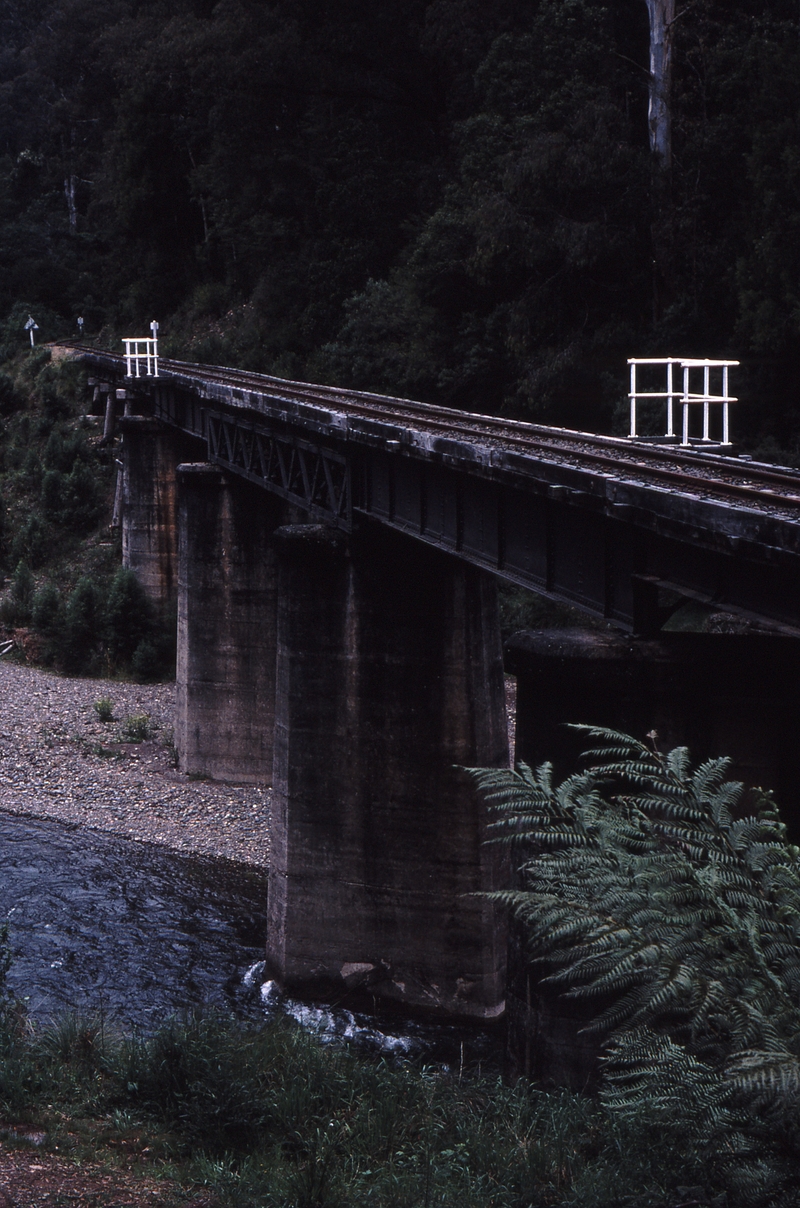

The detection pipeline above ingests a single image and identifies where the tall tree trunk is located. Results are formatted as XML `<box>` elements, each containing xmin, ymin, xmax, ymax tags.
<box><xmin>645</xmin><ymin>0</ymin><xmax>676</xmax><ymax>323</ymax></box>
<box><xmin>64</xmin><ymin>174</ymin><xmax>77</xmax><ymax>232</ymax></box>
<box><xmin>645</xmin><ymin>0</ymin><xmax>675</xmax><ymax>168</ymax></box>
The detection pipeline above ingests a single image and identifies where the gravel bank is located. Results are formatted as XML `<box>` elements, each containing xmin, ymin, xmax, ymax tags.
<box><xmin>0</xmin><ymin>661</ymin><xmax>271</xmax><ymax>867</ymax></box>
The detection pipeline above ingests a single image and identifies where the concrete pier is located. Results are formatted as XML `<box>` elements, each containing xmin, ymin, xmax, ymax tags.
<box><xmin>175</xmin><ymin>464</ymin><xmax>283</xmax><ymax>784</ymax></box>
<box><xmin>119</xmin><ymin>417</ymin><xmax>200</xmax><ymax>611</ymax></box>
<box><xmin>267</xmin><ymin>523</ymin><xmax>509</xmax><ymax>1018</ymax></box>
<box><xmin>505</xmin><ymin>628</ymin><xmax>800</xmax><ymax>813</ymax></box>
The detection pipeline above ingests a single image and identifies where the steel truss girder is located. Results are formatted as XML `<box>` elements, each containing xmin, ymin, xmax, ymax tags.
<box><xmin>206</xmin><ymin>411</ymin><xmax>351</xmax><ymax>528</ymax></box>
<box><xmin>133</xmin><ymin>373</ymin><xmax>800</xmax><ymax>636</ymax></box>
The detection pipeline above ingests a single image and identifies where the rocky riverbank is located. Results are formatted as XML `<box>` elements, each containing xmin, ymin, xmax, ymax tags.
<box><xmin>0</xmin><ymin>661</ymin><xmax>271</xmax><ymax>867</ymax></box>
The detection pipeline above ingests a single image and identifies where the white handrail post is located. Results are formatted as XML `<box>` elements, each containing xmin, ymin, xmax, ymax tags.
<box><xmin>722</xmin><ymin>364</ymin><xmax>730</xmax><ymax>445</ymax></box>
<box><xmin>121</xmin><ymin>324</ymin><xmax>159</xmax><ymax>379</ymax></box>
<box><xmin>682</xmin><ymin>365</ymin><xmax>690</xmax><ymax>445</ymax></box>
<box><xmin>630</xmin><ymin>361</ymin><xmax>637</xmax><ymax>437</ymax></box>
<box><xmin>702</xmin><ymin>363</ymin><xmax>710</xmax><ymax>440</ymax></box>
<box><xmin>666</xmin><ymin>360</ymin><xmax>674</xmax><ymax>437</ymax></box>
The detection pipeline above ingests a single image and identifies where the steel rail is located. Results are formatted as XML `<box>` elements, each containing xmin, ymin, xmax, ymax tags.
<box><xmin>71</xmin><ymin>346</ymin><xmax>800</xmax><ymax>513</ymax></box>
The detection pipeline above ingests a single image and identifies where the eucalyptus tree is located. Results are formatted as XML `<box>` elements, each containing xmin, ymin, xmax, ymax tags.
<box><xmin>645</xmin><ymin>0</ymin><xmax>676</xmax><ymax>167</ymax></box>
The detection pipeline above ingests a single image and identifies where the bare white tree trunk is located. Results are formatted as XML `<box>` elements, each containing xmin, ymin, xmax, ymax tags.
<box><xmin>64</xmin><ymin>174</ymin><xmax>77</xmax><ymax>231</ymax></box>
<box><xmin>645</xmin><ymin>0</ymin><xmax>676</xmax><ymax>168</ymax></box>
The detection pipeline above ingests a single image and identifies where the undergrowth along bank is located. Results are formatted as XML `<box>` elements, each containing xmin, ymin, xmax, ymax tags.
<box><xmin>0</xmin><ymin>1003</ymin><xmax>733</xmax><ymax>1208</ymax></box>
<box><xmin>0</xmin><ymin>348</ymin><xmax>174</xmax><ymax>680</ymax></box>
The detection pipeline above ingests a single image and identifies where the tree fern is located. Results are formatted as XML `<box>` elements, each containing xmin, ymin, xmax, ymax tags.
<box><xmin>468</xmin><ymin>727</ymin><xmax>800</xmax><ymax>1206</ymax></box>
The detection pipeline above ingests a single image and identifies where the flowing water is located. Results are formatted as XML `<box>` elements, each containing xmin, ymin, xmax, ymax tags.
<box><xmin>0</xmin><ymin>812</ymin><xmax>504</xmax><ymax>1067</ymax></box>
<box><xmin>0</xmin><ymin>812</ymin><xmax>267</xmax><ymax>1031</ymax></box>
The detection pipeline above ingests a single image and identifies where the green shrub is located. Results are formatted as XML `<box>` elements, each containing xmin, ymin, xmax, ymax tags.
<box><xmin>0</xmin><ymin>373</ymin><xmax>24</xmax><ymax>417</ymax></box>
<box><xmin>40</xmin><ymin>468</ymin><xmax>63</xmax><ymax>519</ymax></box>
<box><xmin>63</xmin><ymin>459</ymin><xmax>104</xmax><ymax>532</ymax></box>
<box><xmin>93</xmin><ymin>696</ymin><xmax>114</xmax><ymax>723</ymax></box>
<box><xmin>104</xmin><ymin>568</ymin><xmax>151</xmax><ymax>667</ymax></box>
<box><xmin>30</xmin><ymin>582</ymin><xmax>62</xmax><ymax>663</ymax></box>
<box><xmin>11</xmin><ymin>513</ymin><xmax>48</xmax><ymax>567</ymax></box>
<box><xmin>131</xmin><ymin>630</ymin><xmax>175</xmax><ymax>682</ymax></box>
<box><xmin>130</xmin><ymin>637</ymin><xmax>160</xmax><ymax>682</ymax></box>
<box><xmin>0</xmin><ymin>493</ymin><xmax>7</xmax><ymax>570</ymax></box>
<box><xmin>4</xmin><ymin>559</ymin><xmax>35</xmax><ymax>623</ymax></box>
<box><xmin>43</xmin><ymin>426</ymin><xmax>89</xmax><ymax>473</ymax></box>
<box><xmin>121</xmin><ymin>713</ymin><xmax>151</xmax><ymax>742</ymax></box>
<box><xmin>41</xmin><ymin>459</ymin><xmax>103</xmax><ymax>533</ymax></box>
<box><xmin>31</xmin><ymin>582</ymin><xmax>61</xmax><ymax>633</ymax></box>
<box><xmin>21</xmin><ymin>446</ymin><xmax>42</xmax><ymax>489</ymax></box>
<box><xmin>60</xmin><ymin>575</ymin><xmax>102</xmax><ymax>674</ymax></box>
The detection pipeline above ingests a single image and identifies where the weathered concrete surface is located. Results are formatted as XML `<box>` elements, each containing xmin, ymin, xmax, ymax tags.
<box><xmin>120</xmin><ymin>417</ymin><xmax>200</xmax><ymax>611</ymax></box>
<box><xmin>503</xmin><ymin>626</ymin><xmax>800</xmax><ymax>1086</ymax></box>
<box><xmin>175</xmin><ymin>464</ymin><xmax>283</xmax><ymax>784</ymax></box>
<box><xmin>505</xmin><ymin>628</ymin><xmax>800</xmax><ymax>813</ymax></box>
<box><xmin>267</xmin><ymin>522</ymin><xmax>509</xmax><ymax>1019</ymax></box>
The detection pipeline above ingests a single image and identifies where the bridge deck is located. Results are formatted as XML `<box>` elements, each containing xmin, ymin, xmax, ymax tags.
<box><xmin>72</xmin><ymin>346</ymin><xmax>800</xmax><ymax>635</ymax></box>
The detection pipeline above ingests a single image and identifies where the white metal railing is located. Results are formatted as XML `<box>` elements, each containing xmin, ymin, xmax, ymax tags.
<box><xmin>627</xmin><ymin>357</ymin><xmax>739</xmax><ymax>446</ymax></box>
<box><xmin>123</xmin><ymin>320</ymin><xmax>159</xmax><ymax>378</ymax></box>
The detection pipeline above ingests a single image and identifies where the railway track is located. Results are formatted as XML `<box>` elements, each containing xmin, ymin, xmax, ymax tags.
<box><xmin>73</xmin><ymin>346</ymin><xmax>800</xmax><ymax>517</ymax></box>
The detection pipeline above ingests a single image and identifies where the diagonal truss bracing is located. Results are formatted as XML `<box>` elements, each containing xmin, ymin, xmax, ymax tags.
<box><xmin>206</xmin><ymin>411</ymin><xmax>351</xmax><ymax>528</ymax></box>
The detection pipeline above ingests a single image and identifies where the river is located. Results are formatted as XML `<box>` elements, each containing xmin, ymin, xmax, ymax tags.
<box><xmin>0</xmin><ymin>811</ymin><xmax>504</xmax><ymax>1067</ymax></box>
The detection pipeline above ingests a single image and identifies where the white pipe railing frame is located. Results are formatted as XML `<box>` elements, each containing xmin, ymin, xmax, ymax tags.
<box><xmin>122</xmin><ymin>322</ymin><xmax>159</xmax><ymax>378</ymax></box>
<box><xmin>627</xmin><ymin>357</ymin><xmax>738</xmax><ymax>445</ymax></box>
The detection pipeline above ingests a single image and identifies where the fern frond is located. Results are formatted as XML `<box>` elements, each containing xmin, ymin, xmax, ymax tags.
<box><xmin>469</xmin><ymin>725</ymin><xmax>800</xmax><ymax>1178</ymax></box>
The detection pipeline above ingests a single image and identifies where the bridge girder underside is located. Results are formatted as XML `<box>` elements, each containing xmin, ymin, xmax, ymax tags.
<box><xmin>119</xmin><ymin>373</ymin><xmax>800</xmax><ymax>638</ymax></box>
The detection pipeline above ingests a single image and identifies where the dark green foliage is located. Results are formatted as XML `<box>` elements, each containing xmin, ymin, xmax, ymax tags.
<box><xmin>320</xmin><ymin>0</ymin><xmax>650</xmax><ymax>424</ymax></box>
<box><xmin>0</xmin><ymin>492</ymin><xmax>6</xmax><ymax>569</ymax></box>
<box><xmin>7</xmin><ymin>559</ymin><xmax>34</xmax><ymax>622</ymax></box>
<box><xmin>0</xmin><ymin>374</ymin><xmax>23</xmax><ymax>417</ymax></box>
<box><xmin>497</xmin><ymin>583</ymin><xmax>586</xmax><ymax>641</ymax></box>
<box><xmin>41</xmin><ymin>459</ymin><xmax>103</xmax><ymax>533</ymax></box>
<box><xmin>469</xmin><ymin>727</ymin><xmax>800</xmax><ymax>1205</ymax></box>
<box><xmin>104</xmin><ymin>568</ymin><xmax>151</xmax><ymax>668</ymax></box>
<box><xmin>0</xmin><ymin>1007</ymin><xmax>736</xmax><ymax>1206</ymax></box>
<box><xmin>11</xmin><ymin>512</ymin><xmax>48</xmax><ymax>568</ymax></box>
<box><xmin>60</xmin><ymin>575</ymin><xmax>102</xmax><ymax>674</ymax></box>
<box><xmin>31</xmin><ymin>582</ymin><xmax>63</xmax><ymax>663</ymax></box>
<box><xmin>130</xmin><ymin>636</ymin><xmax>170</xmax><ymax>683</ymax></box>
<box><xmin>61</xmin><ymin>459</ymin><xmax>104</xmax><ymax>532</ymax></box>
<box><xmin>43</xmin><ymin>426</ymin><xmax>90</xmax><ymax>474</ymax></box>
<box><xmin>39</xmin><ymin>470</ymin><xmax>61</xmax><ymax>518</ymax></box>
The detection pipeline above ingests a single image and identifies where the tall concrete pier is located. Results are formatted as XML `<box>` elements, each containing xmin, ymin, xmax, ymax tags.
<box><xmin>119</xmin><ymin>417</ymin><xmax>200</xmax><ymax>611</ymax></box>
<box><xmin>175</xmin><ymin>465</ymin><xmax>283</xmax><ymax>785</ymax></box>
<box><xmin>267</xmin><ymin>524</ymin><xmax>508</xmax><ymax>1016</ymax></box>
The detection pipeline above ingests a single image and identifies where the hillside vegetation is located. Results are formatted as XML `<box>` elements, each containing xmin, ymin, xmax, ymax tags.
<box><xmin>0</xmin><ymin>348</ymin><xmax>172</xmax><ymax>678</ymax></box>
<box><xmin>0</xmin><ymin>1</ymin><xmax>799</xmax><ymax>455</ymax></box>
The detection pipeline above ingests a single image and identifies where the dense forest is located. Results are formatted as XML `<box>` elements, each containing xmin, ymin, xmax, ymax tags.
<box><xmin>1</xmin><ymin>0</ymin><xmax>800</xmax><ymax>450</ymax></box>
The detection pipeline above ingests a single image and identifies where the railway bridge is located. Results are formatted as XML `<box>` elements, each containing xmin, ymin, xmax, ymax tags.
<box><xmin>74</xmin><ymin>347</ymin><xmax>800</xmax><ymax>1021</ymax></box>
